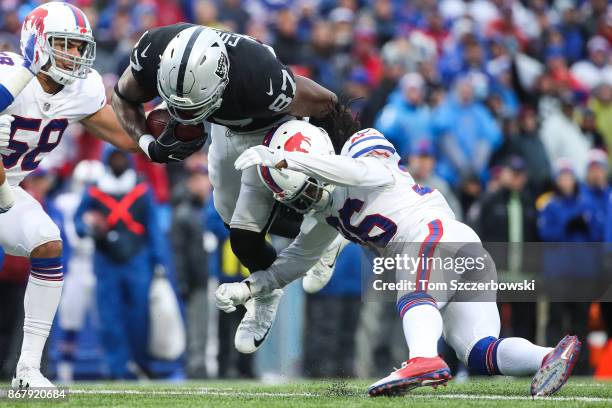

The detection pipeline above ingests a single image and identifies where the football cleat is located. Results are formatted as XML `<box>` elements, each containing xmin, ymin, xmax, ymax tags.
<box><xmin>12</xmin><ymin>365</ymin><xmax>56</xmax><ymax>389</ymax></box>
<box><xmin>234</xmin><ymin>289</ymin><xmax>283</xmax><ymax>354</ymax></box>
<box><xmin>303</xmin><ymin>236</ymin><xmax>349</xmax><ymax>294</ymax></box>
<box><xmin>530</xmin><ymin>335</ymin><xmax>581</xmax><ymax>397</ymax></box>
<box><xmin>368</xmin><ymin>356</ymin><xmax>451</xmax><ymax>397</ymax></box>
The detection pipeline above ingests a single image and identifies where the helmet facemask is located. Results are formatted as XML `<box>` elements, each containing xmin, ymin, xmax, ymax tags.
<box><xmin>276</xmin><ymin>177</ymin><xmax>331</xmax><ymax>214</ymax></box>
<box><xmin>42</xmin><ymin>33</ymin><xmax>95</xmax><ymax>85</ymax></box>
<box><xmin>160</xmin><ymin>76</ymin><xmax>227</xmax><ymax>125</ymax></box>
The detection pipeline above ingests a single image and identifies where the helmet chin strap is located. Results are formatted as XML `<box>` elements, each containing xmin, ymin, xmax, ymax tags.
<box><xmin>38</xmin><ymin>62</ymin><xmax>75</xmax><ymax>87</ymax></box>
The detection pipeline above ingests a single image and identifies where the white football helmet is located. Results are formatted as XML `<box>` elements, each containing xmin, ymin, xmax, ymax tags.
<box><xmin>258</xmin><ymin>120</ymin><xmax>335</xmax><ymax>214</ymax></box>
<box><xmin>73</xmin><ymin>160</ymin><xmax>104</xmax><ymax>191</ymax></box>
<box><xmin>20</xmin><ymin>2</ymin><xmax>95</xmax><ymax>85</ymax></box>
<box><xmin>157</xmin><ymin>26</ymin><xmax>229</xmax><ymax>125</ymax></box>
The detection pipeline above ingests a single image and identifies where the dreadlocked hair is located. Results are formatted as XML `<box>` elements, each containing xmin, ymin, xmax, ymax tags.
<box><xmin>309</xmin><ymin>96</ymin><xmax>361</xmax><ymax>154</ymax></box>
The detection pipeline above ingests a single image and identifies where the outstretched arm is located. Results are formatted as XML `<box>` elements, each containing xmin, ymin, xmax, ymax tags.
<box><xmin>234</xmin><ymin>146</ymin><xmax>394</xmax><ymax>188</ymax></box>
<box><xmin>246</xmin><ymin>220</ymin><xmax>339</xmax><ymax>296</ymax></box>
<box><xmin>81</xmin><ymin>104</ymin><xmax>140</xmax><ymax>152</ymax></box>
<box><xmin>283</xmin><ymin>152</ymin><xmax>394</xmax><ymax>187</ymax></box>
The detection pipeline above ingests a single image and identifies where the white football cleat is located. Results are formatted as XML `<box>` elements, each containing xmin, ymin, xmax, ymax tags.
<box><xmin>12</xmin><ymin>365</ymin><xmax>56</xmax><ymax>389</ymax></box>
<box><xmin>234</xmin><ymin>289</ymin><xmax>283</xmax><ymax>354</ymax></box>
<box><xmin>303</xmin><ymin>236</ymin><xmax>349</xmax><ymax>294</ymax></box>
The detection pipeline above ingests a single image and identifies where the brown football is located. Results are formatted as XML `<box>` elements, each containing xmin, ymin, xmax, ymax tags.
<box><xmin>146</xmin><ymin>108</ymin><xmax>204</xmax><ymax>142</ymax></box>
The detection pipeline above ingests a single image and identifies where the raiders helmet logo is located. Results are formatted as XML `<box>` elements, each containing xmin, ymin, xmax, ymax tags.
<box><xmin>215</xmin><ymin>53</ymin><xmax>228</xmax><ymax>79</ymax></box>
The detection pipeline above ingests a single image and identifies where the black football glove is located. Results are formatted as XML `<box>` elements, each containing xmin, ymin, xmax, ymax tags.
<box><xmin>147</xmin><ymin>119</ymin><xmax>206</xmax><ymax>163</ymax></box>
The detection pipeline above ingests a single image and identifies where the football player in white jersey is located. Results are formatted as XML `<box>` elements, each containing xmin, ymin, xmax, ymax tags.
<box><xmin>0</xmin><ymin>2</ymin><xmax>137</xmax><ymax>388</ymax></box>
<box><xmin>217</xmin><ymin>120</ymin><xmax>581</xmax><ymax>397</ymax></box>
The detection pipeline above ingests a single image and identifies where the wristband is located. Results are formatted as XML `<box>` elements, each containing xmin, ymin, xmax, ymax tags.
<box><xmin>138</xmin><ymin>134</ymin><xmax>155</xmax><ymax>159</ymax></box>
<box><xmin>3</xmin><ymin>65</ymin><xmax>35</xmax><ymax>96</ymax></box>
<box><xmin>0</xmin><ymin>180</ymin><xmax>15</xmax><ymax>211</ymax></box>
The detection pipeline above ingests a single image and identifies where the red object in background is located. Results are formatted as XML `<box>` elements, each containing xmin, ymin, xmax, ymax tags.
<box><xmin>154</xmin><ymin>0</ymin><xmax>186</xmax><ymax>27</ymax></box>
<box><xmin>595</xmin><ymin>341</ymin><xmax>612</xmax><ymax>379</ymax></box>
<box><xmin>485</xmin><ymin>20</ymin><xmax>529</xmax><ymax>50</ymax></box>
<box><xmin>77</xmin><ymin>132</ymin><xmax>104</xmax><ymax>161</ymax></box>
<box><xmin>549</xmin><ymin>67</ymin><xmax>587</xmax><ymax>94</ymax></box>
<box><xmin>290</xmin><ymin>65</ymin><xmax>312</xmax><ymax>78</ymax></box>
<box><xmin>0</xmin><ymin>255</ymin><xmax>30</xmax><ymax>285</ymax></box>
<box><xmin>134</xmin><ymin>154</ymin><xmax>170</xmax><ymax>204</ymax></box>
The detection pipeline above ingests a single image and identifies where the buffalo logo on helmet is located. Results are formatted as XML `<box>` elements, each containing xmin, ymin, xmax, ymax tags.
<box><xmin>24</xmin><ymin>7</ymin><xmax>48</xmax><ymax>37</ymax></box>
<box><xmin>283</xmin><ymin>132</ymin><xmax>311</xmax><ymax>153</ymax></box>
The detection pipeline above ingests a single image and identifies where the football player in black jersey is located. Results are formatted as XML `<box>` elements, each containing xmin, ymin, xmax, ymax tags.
<box><xmin>112</xmin><ymin>24</ymin><xmax>348</xmax><ymax>352</ymax></box>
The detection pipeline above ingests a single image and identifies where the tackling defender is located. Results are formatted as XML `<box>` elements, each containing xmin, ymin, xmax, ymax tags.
<box><xmin>0</xmin><ymin>2</ymin><xmax>137</xmax><ymax>388</ymax></box>
<box><xmin>217</xmin><ymin>119</ymin><xmax>581</xmax><ymax>397</ymax></box>
<box><xmin>112</xmin><ymin>23</ymin><xmax>347</xmax><ymax>352</ymax></box>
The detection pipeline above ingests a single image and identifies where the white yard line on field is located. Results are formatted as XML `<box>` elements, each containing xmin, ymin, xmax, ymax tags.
<box><xmin>69</xmin><ymin>388</ymin><xmax>612</xmax><ymax>403</ymax></box>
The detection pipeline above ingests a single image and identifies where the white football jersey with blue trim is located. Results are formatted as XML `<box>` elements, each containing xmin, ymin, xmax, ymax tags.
<box><xmin>0</xmin><ymin>51</ymin><xmax>106</xmax><ymax>185</ymax></box>
<box><xmin>248</xmin><ymin>128</ymin><xmax>457</xmax><ymax>296</ymax></box>
<box><xmin>285</xmin><ymin>128</ymin><xmax>455</xmax><ymax>248</ymax></box>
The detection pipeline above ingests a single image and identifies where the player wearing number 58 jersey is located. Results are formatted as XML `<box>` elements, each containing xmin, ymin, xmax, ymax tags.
<box><xmin>218</xmin><ymin>120</ymin><xmax>582</xmax><ymax>398</ymax></box>
<box><xmin>0</xmin><ymin>2</ymin><xmax>137</xmax><ymax>389</ymax></box>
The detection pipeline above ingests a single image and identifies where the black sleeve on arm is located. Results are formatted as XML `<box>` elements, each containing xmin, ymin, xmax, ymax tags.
<box><xmin>113</xmin><ymin>83</ymin><xmax>141</xmax><ymax>105</ymax></box>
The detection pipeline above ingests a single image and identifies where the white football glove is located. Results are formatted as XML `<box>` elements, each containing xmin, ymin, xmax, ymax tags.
<box><xmin>0</xmin><ymin>115</ymin><xmax>14</xmax><ymax>150</ymax></box>
<box><xmin>21</xmin><ymin>32</ymin><xmax>50</xmax><ymax>75</ymax></box>
<box><xmin>234</xmin><ymin>145</ymin><xmax>285</xmax><ymax>171</ymax></box>
<box><xmin>215</xmin><ymin>282</ymin><xmax>251</xmax><ymax>313</ymax></box>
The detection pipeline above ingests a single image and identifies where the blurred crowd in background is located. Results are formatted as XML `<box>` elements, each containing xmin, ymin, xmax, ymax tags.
<box><xmin>1</xmin><ymin>0</ymin><xmax>612</xmax><ymax>382</ymax></box>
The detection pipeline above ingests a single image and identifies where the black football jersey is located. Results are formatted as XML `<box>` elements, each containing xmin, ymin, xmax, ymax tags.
<box><xmin>130</xmin><ymin>23</ymin><xmax>296</xmax><ymax>133</ymax></box>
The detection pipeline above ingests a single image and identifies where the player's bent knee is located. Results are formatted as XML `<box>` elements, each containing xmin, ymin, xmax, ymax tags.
<box><xmin>467</xmin><ymin>336</ymin><xmax>504</xmax><ymax>375</ymax></box>
<box><xmin>229</xmin><ymin>228</ymin><xmax>277</xmax><ymax>272</ymax></box>
<box><xmin>31</xmin><ymin>240</ymin><xmax>63</xmax><ymax>259</ymax></box>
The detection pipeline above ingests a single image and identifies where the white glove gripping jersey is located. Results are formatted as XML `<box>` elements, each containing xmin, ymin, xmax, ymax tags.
<box><xmin>0</xmin><ymin>52</ymin><xmax>106</xmax><ymax>186</ymax></box>
<box><xmin>246</xmin><ymin>129</ymin><xmax>456</xmax><ymax>296</ymax></box>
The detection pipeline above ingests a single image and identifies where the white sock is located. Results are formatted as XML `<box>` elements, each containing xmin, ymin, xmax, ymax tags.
<box><xmin>402</xmin><ymin>304</ymin><xmax>442</xmax><ymax>359</ymax></box>
<box><xmin>18</xmin><ymin>275</ymin><xmax>63</xmax><ymax>370</ymax></box>
<box><xmin>496</xmin><ymin>337</ymin><xmax>553</xmax><ymax>376</ymax></box>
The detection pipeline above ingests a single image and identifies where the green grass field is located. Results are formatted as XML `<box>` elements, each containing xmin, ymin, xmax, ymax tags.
<box><xmin>4</xmin><ymin>378</ymin><xmax>612</xmax><ymax>407</ymax></box>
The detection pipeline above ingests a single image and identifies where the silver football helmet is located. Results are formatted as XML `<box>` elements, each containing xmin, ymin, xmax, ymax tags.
<box><xmin>157</xmin><ymin>26</ymin><xmax>229</xmax><ymax>125</ymax></box>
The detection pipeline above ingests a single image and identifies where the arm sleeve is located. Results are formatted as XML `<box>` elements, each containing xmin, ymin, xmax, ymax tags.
<box><xmin>245</xmin><ymin>220</ymin><xmax>339</xmax><ymax>296</ymax></box>
<box><xmin>284</xmin><ymin>152</ymin><xmax>394</xmax><ymax>187</ymax></box>
<box><xmin>0</xmin><ymin>53</ymin><xmax>34</xmax><ymax>113</ymax></box>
